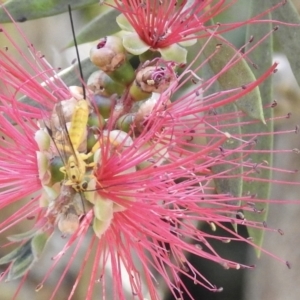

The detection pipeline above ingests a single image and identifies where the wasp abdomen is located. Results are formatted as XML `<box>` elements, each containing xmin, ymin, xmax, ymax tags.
<box><xmin>69</xmin><ymin>99</ymin><xmax>89</xmax><ymax>151</ymax></box>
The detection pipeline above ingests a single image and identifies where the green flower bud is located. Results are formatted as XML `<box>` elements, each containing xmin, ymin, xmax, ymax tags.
<box><xmin>88</xmin><ymin>111</ymin><xmax>105</xmax><ymax>129</ymax></box>
<box><xmin>49</xmin><ymin>156</ymin><xmax>64</xmax><ymax>185</ymax></box>
<box><xmin>116</xmin><ymin>113</ymin><xmax>135</xmax><ymax>133</ymax></box>
<box><xmin>87</xmin><ymin>70</ymin><xmax>125</xmax><ymax>96</ymax></box>
<box><xmin>86</xmin><ymin>129</ymin><xmax>98</xmax><ymax>155</ymax></box>
<box><xmin>92</xmin><ymin>94</ymin><xmax>114</xmax><ymax>119</ymax></box>
<box><xmin>89</xmin><ymin>36</ymin><xmax>135</xmax><ymax>86</ymax></box>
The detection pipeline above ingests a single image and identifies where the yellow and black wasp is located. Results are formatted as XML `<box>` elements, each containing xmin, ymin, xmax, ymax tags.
<box><xmin>45</xmin><ymin>96</ymin><xmax>95</xmax><ymax>234</ymax></box>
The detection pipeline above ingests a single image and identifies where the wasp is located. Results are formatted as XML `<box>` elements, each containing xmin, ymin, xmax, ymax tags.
<box><xmin>49</xmin><ymin>98</ymin><xmax>95</xmax><ymax>192</ymax></box>
<box><xmin>43</xmin><ymin>96</ymin><xmax>97</xmax><ymax>233</ymax></box>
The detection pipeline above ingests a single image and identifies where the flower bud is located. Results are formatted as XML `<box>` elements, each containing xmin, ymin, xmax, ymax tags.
<box><xmin>35</xmin><ymin>128</ymin><xmax>51</xmax><ymax>151</ymax></box>
<box><xmin>87</xmin><ymin>112</ymin><xmax>105</xmax><ymax>130</ymax></box>
<box><xmin>86</xmin><ymin>128</ymin><xmax>99</xmax><ymax>154</ymax></box>
<box><xmin>90</xmin><ymin>36</ymin><xmax>126</xmax><ymax>72</ymax></box>
<box><xmin>129</xmin><ymin>61</ymin><xmax>177</xmax><ymax>101</ymax></box>
<box><xmin>92</xmin><ymin>94</ymin><xmax>115</xmax><ymax>119</ymax></box>
<box><xmin>87</xmin><ymin>70</ymin><xmax>124</xmax><ymax>96</ymax></box>
<box><xmin>49</xmin><ymin>156</ymin><xmax>64</xmax><ymax>185</ymax></box>
<box><xmin>116</xmin><ymin>113</ymin><xmax>135</xmax><ymax>133</ymax></box>
<box><xmin>36</xmin><ymin>151</ymin><xmax>51</xmax><ymax>185</ymax></box>
<box><xmin>136</xmin><ymin>64</ymin><xmax>177</xmax><ymax>93</ymax></box>
<box><xmin>134</xmin><ymin>94</ymin><xmax>171</xmax><ymax>132</ymax></box>
<box><xmin>90</xmin><ymin>36</ymin><xmax>135</xmax><ymax>86</ymax></box>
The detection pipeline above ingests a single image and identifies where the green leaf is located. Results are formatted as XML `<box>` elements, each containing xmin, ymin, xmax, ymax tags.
<box><xmin>0</xmin><ymin>232</ymin><xmax>50</xmax><ymax>280</ymax></box>
<box><xmin>7</xmin><ymin>243</ymin><xmax>35</xmax><ymax>281</ymax></box>
<box><xmin>66</xmin><ymin>6</ymin><xmax>120</xmax><ymax>47</ymax></box>
<box><xmin>7</xmin><ymin>229</ymin><xmax>38</xmax><ymax>242</ymax></box>
<box><xmin>243</xmin><ymin>5</ymin><xmax>273</xmax><ymax>257</ymax></box>
<box><xmin>31</xmin><ymin>232</ymin><xmax>50</xmax><ymax>259</ymax></box>
<box><xmin>0</xmin><ymin>0</ymin><xmax>99</xmax><ymax>23</ymax></box>
<box><xmin>58</xmin><ymin>57</ymin><xmax>98</xmax><ymax>86</ymax></box>
<box><xmin>211</xmin><ymin>103</ymin><xmax>243</xmax><ymax>233</ymax></box>
<box><xmin>198</xmin><ymin>35</ymin><xmax>265</xmax><ymax>123</ymax></box>
<box><xmin>0</xmin><ymin>240</ymin><xmax>31</xmax><ymax>265</ymax></box>
<box><xmin>200</xmin><ymin>54</ymin><xmax>243</xmax><ymax>232</ymax></box>
<box><xmin>269</xmin><ymin>0</ymin><xmax>300</xmax><ymax>86</ymax></box>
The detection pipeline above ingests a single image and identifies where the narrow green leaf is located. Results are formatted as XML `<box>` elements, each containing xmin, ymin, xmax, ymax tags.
<box><xmin>198</xmin><ymin>35</ymin><xmax>265</xmax><ymax>123</ymax></box>
<box><xmin>7</xmin><ymin>229</ymin><xmax>38</xmax><ymax>242</ymax></box>
<box><xmin>57</xmin><ymin>57</ymin><xmax>98</xmax><ymax>87</ymax></box>
<box><xmin>7</xmin><ymin>245</ymin><xmax>35</xmax><ymax>281</ymax></box>
<box><xmin>31</xmin><ymin>232</ymin><xmax>50</xmax><ymax>259</ymax></box>
<box><xmin>199</xmin><ymin>53</ymin><xmax>243</xmax><ymax>232</ymax></box>
<box><xmin>0</xmin><ymin>240</ymin><xmax>31</xmax><ymax>265</ymax></box>
<box><xmin>269</xmin><ymin>0</ymin><xmax>300</xmax><ymax>86</ymax></box>
<box><xmin>211</xmin><ymin>103</ymin><xmax>243</xmax><ymax>233</ymax></box>
<box><xmin>66</xmin><ymin>7</ymin><xmax>120</xmax><ymax>47</ymax></box>
<box><xmin>243</xmin><ymin>5</ymin><xmax>273</xmax><ymax>256</ymax></box>
<box><xmin>0</xmin><ymin>0</ymin><xmax>99</xmax><ymax>23</ymax></box>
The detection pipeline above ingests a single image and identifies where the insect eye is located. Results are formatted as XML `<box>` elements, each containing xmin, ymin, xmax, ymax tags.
<box><xmin>82</xmin><ymin>181</ymin><xmax>88</xmax><ymax>190</ymax></box>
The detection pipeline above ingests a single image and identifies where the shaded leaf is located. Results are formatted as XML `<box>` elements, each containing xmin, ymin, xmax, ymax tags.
<box><xmin>198</xmin><ymin>48</ymin><xmax>243</xmax><ymax>232</ymax></box>
<box><xmin>243</xmin><ymin>5</ymin><xmax>273</xmax><ymax>256</ymax></box>
<box><xmin>0</xmin><ymin>232</ymin><xmax>51</xmax><ymax>281</ymax></box>
<box><xmin>198</xmin><ymin>35</ymin><xmax>265</xmax><ymax>123</ymax></box>
<box><xmin>269</xmin><ymin>0</ymin><xmax>300</xmax><ymax>86</ymax></box>
<box><xmin>0</xmin><ymin>0</ymin><xmax>99</xmax><ymax>23</ymax></box>
<box><xmin>7</xmin><ymin>229</ymin><xmax>38</xmax><ymax>242</ymax></box>
<box><xmin>0</xmin><ymin>240</ymin><xmax>31</xmax><ymax>265</ymax></box>
<box><xmin>66</xmin><ymin>6</ymin><xmax>120</xmax><ymax>47</ymax></box>
<box><xmin>211</xmin><ymin>102</ymin><xmax>243</xmax><ymax>233</ymax></box>
<box><xmin>57</xmin><ymin>57</ymin><xmax>98</xmax><ymax>87</ymax></box>
<box><xmin>31</xmin><ymin>232</ymin><xmax>50</xmax><ymax>259</ymax></box>
<box><xmin>7</xmin><ymin>243</ymin><xmax>35</xmax><ymax>281</ymax></box>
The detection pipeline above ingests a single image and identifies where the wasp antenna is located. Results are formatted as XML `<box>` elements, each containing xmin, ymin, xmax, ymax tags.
<box><xmin>44</xmin><ymin>122</ymin><xmax>53</xmax><ymax>137</ymax></box>
<box><xmin>68</xmin><ymin>5</ymin><xmax>86</xmax><ymax>99</ymax></box>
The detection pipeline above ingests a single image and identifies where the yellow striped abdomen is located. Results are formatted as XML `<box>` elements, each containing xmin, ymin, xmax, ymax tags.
<box><xmin>69</xmin><ymin>99</ymin><xmax>89</xmax><ymax>151</ymax></box>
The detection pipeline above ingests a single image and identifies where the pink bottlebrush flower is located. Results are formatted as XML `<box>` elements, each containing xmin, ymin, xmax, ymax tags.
<box><xmin>112</xmin><ymin>0</ymin><xmax>288</xmax><ymax>63</ymax></box>
<box><xmin>0</xmin><ymin>3</ymin><xmax>299</xmax><ymax>300</ymax></box>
